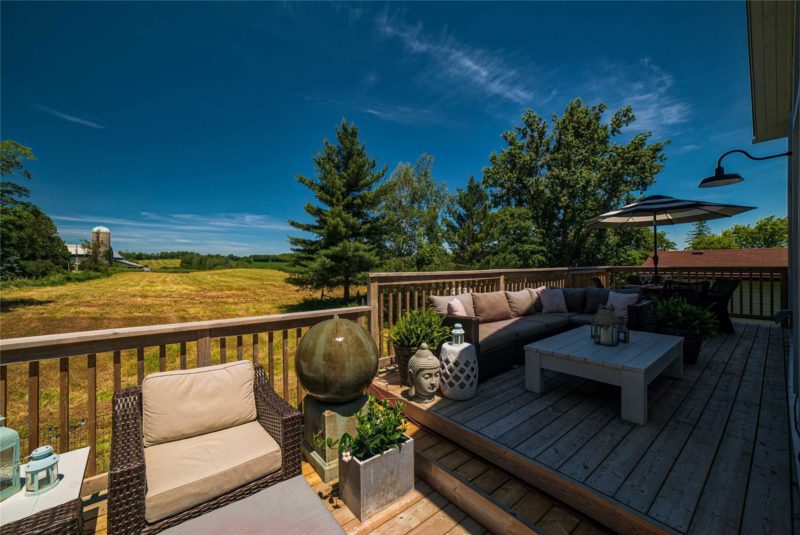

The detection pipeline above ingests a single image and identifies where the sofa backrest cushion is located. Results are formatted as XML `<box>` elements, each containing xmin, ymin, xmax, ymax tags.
<box><xmin>607</xmin><ymin>291</ymin><xmax>640</xmax><ymax>322</ymax></box>
<box><xmin>142</xmin><ymin>360</ymin><xmax>257</xmax><ymax>447</ymax></box>
<box><xmin>472</xmin><ymin>291</ymin><xmax>513</xmax><ymax>322</ymax></box>
<box><xmin>527</xmin><ymin>286</ymin><xmax>548</xmax><ymax>312</ymax></box>
<box><xmin>539</xmin><ymin>288</ymin><xmax>568</xmax><ymax>313</ymax></box>
<box><xmin>429</xmin><ymin>293</ymin><xmax>475</xmax><ymax>317</ymax></box>
<box><xmin>505</xmin><ymin>289</ymin><xmax>535</xmax><ymax>317</ymax></box>
<box><xmin>584</xmin><ymin>288</ymin><xmax>610</xmax><ymax>314</ymax></box>
<box><xmin>562</xmin><ymin>288</ymin><xmax>587</xmax><ymax>313</ymax></box>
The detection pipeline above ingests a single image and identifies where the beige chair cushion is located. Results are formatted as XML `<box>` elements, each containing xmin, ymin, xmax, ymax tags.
<box><xmin>478</xmin><ymin>320</ymin><xmax>518</xmax><ymax>352</ymax></box>
<box><xmin>429</xmin><ymin>293</ymin><xmax>475</xmax><ymax>317</ymax></box>
<box><xmin>472</xmin><ymin>291</ymin><xmax>513</xmax><ymax>322</ymax></box>
<box><xmin>144</xmin><ymin>421</ymin><xmax>282</xmax><ymax>523</ymax></box>
<box><xmin>142</xmin><ymin>360</ymin><xmax>256</xmax><ymax>447</ymax></box>
<box><xmin>505</xmin><ymin>289</ymin><xmax>535</xmax><ymax>317</ymax></box>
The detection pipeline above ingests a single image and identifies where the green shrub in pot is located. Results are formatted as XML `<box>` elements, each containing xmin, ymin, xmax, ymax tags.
<box><xmin>386</xmin><ymin>307</ymin><xmax>450</xmax><ymax>386</ymax></box>
<box><xmin>654</xmin><ymin>297</ymin><xmax>718</xmax><ymax>364</ymax></box>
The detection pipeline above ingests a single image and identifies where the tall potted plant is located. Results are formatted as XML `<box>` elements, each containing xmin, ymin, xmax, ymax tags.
<box><xmin>654</xmin><ymin>297</ymin><xmax>719</xmax><ymax>364</ymax></box>
<box><xmin>386</xmin><ymin>307</ymin><xmax>450</xmax><ymax>386</ymax></box>
<box><xmin>324</xmin><ymin>395</ymin><xmax>413</xmax><ymax>520</ymax></box>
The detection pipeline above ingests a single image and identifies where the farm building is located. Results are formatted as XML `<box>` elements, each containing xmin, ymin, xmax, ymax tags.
<box><xmin>65</xmin><ymin>226</ymin><xmax>148</xmax><ymax>271</ymax></box>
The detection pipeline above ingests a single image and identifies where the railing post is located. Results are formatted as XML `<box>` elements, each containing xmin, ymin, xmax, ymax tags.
<box><xmin>197</xmin><ymin>330</ymin><xmax>211</xmax><ymax>367</ymax></box>
<box><xmin>498</xmin><ymin>274</ymin><xmax>505</xmax><ymax>291</ymax></box>
<box><xmin>368</xmin><ymin>275</ymin><xmax>380</xmax><ymax>346</ymax></box>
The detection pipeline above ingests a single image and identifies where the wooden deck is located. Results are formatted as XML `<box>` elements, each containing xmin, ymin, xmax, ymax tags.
<box><xmin>373</xmin><ymin>321</ymin><xmax>797</xmax><ymax>535</ymax></box>
<box><xmin>82</xmin><ymin>421</ymin><xmax>606</xmax><ymax>534</ymax></box>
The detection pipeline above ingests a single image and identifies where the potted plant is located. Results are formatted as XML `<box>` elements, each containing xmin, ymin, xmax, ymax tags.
<box><xmin>386</xmin><ymin>307</ymin><xmax>450</xmax><ymax>386</ymax></box>
<box><xmin>324</xmin><ymin>395</ymin><xmax>413</xmax><ymax>520</ymax></box>
<box><xmin>653</xmin><ymin>297</ymin><xmax>719</xmax><ymax>364</ymax></box>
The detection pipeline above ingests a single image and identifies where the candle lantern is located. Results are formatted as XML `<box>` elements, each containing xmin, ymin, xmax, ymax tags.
<box><xmin>0</xmin><ymin>417</ymin><xmax>21</xmax><ymax>501</ymax></box>
<box><xmin>617</xmin><ymin>320</ymin><xmax>630</xmax><ymax>344</ymax></box>
<box><xmin>592</xmin><ymin>305</ymin><xmax>619</xmax><ymax>347</ymax></box>
<box><xmin>24</xmin><ymin>445</ymin><xmax>59</xmax><ymax>495</ymax></box>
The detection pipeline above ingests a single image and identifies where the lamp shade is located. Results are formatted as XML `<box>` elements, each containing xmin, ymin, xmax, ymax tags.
<box><xmin>698</xmin><ymin>166</ymin><xmax>744</xmax><ymax>188</ymax></box>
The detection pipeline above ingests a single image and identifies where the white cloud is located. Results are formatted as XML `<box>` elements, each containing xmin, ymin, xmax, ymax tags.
<box><xmin>33</xmin><ymin>104</ymin><xmax>106</xmax><ymax>129</ymax></box>
<box><xmin>375</xmin><ymin>12</ymin><xmax>535</xmax><ymax>106</ymax></box>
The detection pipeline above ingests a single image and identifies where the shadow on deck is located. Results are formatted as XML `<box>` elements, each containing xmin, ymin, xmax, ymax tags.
<box><xmin>373</xmin><ymin>320</ymin><xmax>796</xmax><ymax>535</ymax></box>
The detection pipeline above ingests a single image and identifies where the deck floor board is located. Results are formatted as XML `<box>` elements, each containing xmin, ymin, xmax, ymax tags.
<box><xmin>373</xmin><ymin>321</ymin><xmax>796</xmax><ymax>534</ymax></box>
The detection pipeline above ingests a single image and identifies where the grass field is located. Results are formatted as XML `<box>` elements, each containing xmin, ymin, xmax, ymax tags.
<box><xmin>0</xmin><ymin>268</ymin><xmax>359</xmax><ymax>469</ymax></box>
<box><xmin>136</xmin><ymin>258</ymin><xmax>181</xmax><ymax>269</ymax></box>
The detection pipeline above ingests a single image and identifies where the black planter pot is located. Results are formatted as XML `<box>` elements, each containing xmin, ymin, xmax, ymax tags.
<box><xmin>680</xmin><ymin>331</ymin><xmax>703</xmax><ymax>364</ymax></box>
<box><xmin>393</xmin><ymin>344</ymin><xmax>417</xmax><ymax>386</ymax></box>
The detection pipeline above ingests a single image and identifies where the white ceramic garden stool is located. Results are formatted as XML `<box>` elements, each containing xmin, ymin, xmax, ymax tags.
<box><xmin>438</xmin><ymin>324</ymin><xmax>478</xmax><ymax>400</ymax></box>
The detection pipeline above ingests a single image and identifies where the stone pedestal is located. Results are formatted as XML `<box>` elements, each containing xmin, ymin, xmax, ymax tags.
<box><xmin>302</xmin><ymin>394</ymin><xmax>368</xmax><ymax>482</ymax></box>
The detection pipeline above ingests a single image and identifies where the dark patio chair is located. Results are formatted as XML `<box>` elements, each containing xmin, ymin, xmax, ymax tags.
<box><xmin>591</xmin><ymin>277</ymin><xmax>604</xmax><ymax>288</ymax></box>
<box><xmin>702</xmin><ymin>278</ymin><xmax>740</xmax><ymax>333</ymax></box>
<box><xmin>663</xmin><ymin>280</ymin><xmax>710</xmax><ymax>306</ymax></box>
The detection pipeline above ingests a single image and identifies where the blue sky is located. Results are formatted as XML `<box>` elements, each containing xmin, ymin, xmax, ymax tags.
<box><xmin>1</xmin><ymin>2</ymin><xmax>789</xmax><ymax>255</ymax></box>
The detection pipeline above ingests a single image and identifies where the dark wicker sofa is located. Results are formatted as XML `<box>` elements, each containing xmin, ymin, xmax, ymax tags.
<box><xmin>432</xmin><ymin>287</ymin><xmax>653</xmax><ymax>382</ymax></box>
<box><xmin>107</xmin><ymin>363</ymin><xmax>302</xmax><ymax>535</ymax></box>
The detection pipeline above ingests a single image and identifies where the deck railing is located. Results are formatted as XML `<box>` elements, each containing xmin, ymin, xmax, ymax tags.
<box><xmin>0</xmin><ymin>306</ymin><xmax>371</xmax><ymax>478</ymax></box>
<box><xmin>0</xmin><ymin>263</ymin><xmax>788</xmax><ymax>491</ymax></box>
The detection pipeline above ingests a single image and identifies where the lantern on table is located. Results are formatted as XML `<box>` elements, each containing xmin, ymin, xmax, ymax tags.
<box><xmin>617</xmin><ymin>320</ymin><xmax>630</xmax><ymax>344</ymax></box>
<box><xmin>24</xmin><ymin>445</ymin><xmax>60</xmax><ymax>494</ymax></box>
<box><xmin>591</xmin><ymin>305</ymin><xmax>618</xmax><ymax>347</ymax></box>
<box><xmin>0</xmin><ymin>417</ymin><xmax>21</xmax><ymax>501</ymax></box>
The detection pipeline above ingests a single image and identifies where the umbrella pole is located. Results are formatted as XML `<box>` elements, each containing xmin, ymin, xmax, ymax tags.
<box><xmin>652</xmin><ymin>214</ymin><xmax>659</xmax><ymax>281</ymax></box>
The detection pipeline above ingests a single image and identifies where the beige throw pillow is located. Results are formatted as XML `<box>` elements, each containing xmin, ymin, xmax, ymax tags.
<box><xmin>539</xmin><ymin>288</ymin><xmax>568</xmax><ymax>314</ymax></box>
<box><xmin>429</xmin><ymin>293</ymin><xmax>475</xmax><ymax>317</ymax></box>
<box><xmin>606</xmin><ymin>291</ymin><xmax>639</xmax><ymax>322</ymax></box>
<box><xmin>447</xmin><ymin>298</ymin><xmax>467</xmax><ymax>316</ymax></box>
<box><xmin>472</xmin><ymin>291</ymin><xmax>513</xmax><ymax>322</ymax></box>
<box><xmin>527</xmin><ymin>285</ymin><xmax>548</xmax><ymax>312</ymax></box>
<box><xmin>505</xmin><ymin>289</ymin><xmax>535</xmax><ymax>317</ymax></box>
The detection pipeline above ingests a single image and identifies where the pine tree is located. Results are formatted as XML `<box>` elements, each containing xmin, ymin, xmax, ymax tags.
<box><xmin>685</xmin><ymin>221</ymin><xmax>711</xmax><ymax>248</ymax></box>
<box><xmin>288</xmin><ymin>120</ymin><xmax>386</xmax><ymax>301</ymax></box>
<box><xmin>443</xmin><ymin>177</ymin><xmax>494</xmax><ymax>269</ymax></box>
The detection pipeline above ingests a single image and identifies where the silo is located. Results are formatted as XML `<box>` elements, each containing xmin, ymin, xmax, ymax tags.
<box><xmin>92</xmin><ymin>226</ymin><xmax>111</xmax><ymax>255</ymax></box>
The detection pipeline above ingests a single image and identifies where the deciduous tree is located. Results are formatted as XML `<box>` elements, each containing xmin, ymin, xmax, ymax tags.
<box><xmin>288</xmin><ymin>120</ymin><xmax>386</xmax><ymax>300</ymax></box>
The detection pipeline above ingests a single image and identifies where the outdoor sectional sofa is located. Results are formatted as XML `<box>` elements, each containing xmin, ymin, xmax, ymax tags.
<box><xmin>430</xmin><ymin>287</ymin><xmax>652</xmax><ymax>382</ymax></box>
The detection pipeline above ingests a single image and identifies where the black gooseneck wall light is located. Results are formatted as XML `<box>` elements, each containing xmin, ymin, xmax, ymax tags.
<box><xmin>699</xmin><ymin>149</ymin><xmax>792</xmax><ymax>188</ymax></box>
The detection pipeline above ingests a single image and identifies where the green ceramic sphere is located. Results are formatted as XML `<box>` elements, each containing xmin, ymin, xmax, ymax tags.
<box><xmin>295</xmin><ymin>317</ymin><xmax>379</xmax><ymax>403</ymax></box>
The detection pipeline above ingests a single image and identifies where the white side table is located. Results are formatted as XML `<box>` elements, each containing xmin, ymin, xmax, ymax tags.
<box><xmin>439</xmin><ymin>341</ymin><xmax>478</xmax><ymax>400</ymax></box>
<box><xmin>0</xmin><ymin>446</ymin><xmax>90</xmax><ymax>528</ymax></box>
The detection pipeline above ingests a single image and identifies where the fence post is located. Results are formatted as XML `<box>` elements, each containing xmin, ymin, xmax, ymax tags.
<box><xmin>498</xmin><ymin>274</ymin><xmax>505</xmax><ymax>291</ymax></box>
<box><xmin>368</xmin><ymin>275</ymin><xmax>380</xmax><ymax>346</ymax></box>
<box><xmin>197</xmin><ymin>330</ymin><xmax>211</xmax><ymax>367</ymax></box>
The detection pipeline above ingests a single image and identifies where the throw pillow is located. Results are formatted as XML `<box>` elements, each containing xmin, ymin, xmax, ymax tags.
<box><xmin>447</xmin><ymin>298</ymin><xmax>467</xmax><ymax>316</ymax></box>
<box><xmin>429</xmin><ymin>293</ymin><xmax>476</xmax><ymax>317</ymax></box>
<box><xmin>606</xmin><ymin>291</ymin><xmax>640</xmax><ymax>322</ymax></box>
<box><xmin>539</xmin><ymin>288</ymin><xmax>568</xmax><ymax>314</ymax></box>
<box><xmin>472</xmin><ymin>291</ymin><xmax>513</xmax><ymax>322</ymax></box>
<box><xmin>584</xmin><ymin>288</ymin><xmax>610</xmax><ymax>314</ymax></box>
<box><xmin>527</xmin><ymin>285</ymin><xmax>548</xmax><ymax>312</ymax></box>
<box><xmin>505</xmin><ymin>289</ymin><xmax>535</xmax><ymax>317</ymax></box>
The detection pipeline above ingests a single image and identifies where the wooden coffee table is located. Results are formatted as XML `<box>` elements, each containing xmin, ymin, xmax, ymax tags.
<box><xmin>524</xmin><ymin>326</ymin><xmax>683</xmax><ymax>425</ymax></box>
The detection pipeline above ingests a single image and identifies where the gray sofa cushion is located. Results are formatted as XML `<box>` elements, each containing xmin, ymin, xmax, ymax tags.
<box><xmin>472</xmin><ymin>291</ymin><xmax>513</xmax><ymax>322</ymax></box>
<box><xmin>520</xmin><ymin>313</ymin><xmax>571</xmax><ymax>331</ymax></box>
<box><xmin>429</xmin><ymin>293</ymin><xmax>475</xmax><ymax>317</ymax></box>
<box><xmin>569</xmin><ymin>313</ymin><xmax>595</xmax><ymax>326</ymax></box>
<box><xmin>478</xmin><ymin>320</ymin><xmax>519</xmax><ymax>352</ymax></box>
<box><xmin>584</xmin><ymin>288</ymin><xmax>610</xmax><ymax>314</ymax></box>
<box><xmin>505</xmin><ymin>317</ymin><xmax>547</xmax><ymax>339</ymax></box>
<box><xmin>505</xmin><ymin>289</ymin><xmax>535</xmax><ymax>317</ymax></box>
<box><xmin>562</xmin><ymin>288</ymin><xmax>587</xmax><ymax>313</ymax></box>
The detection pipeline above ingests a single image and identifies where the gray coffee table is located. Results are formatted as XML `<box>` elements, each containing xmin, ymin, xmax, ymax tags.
<box><xmin>524</xmin><ymin>326</ymin><xmax>683</xmax><ymax>425</ymax></box>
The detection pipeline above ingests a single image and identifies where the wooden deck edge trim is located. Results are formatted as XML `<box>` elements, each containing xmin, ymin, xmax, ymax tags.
<box><xmin>415</xmin><ymin>450</ymin><xmax>541</xmax><ymax>535</ymax></box>
<box><xmin>82</xmin><ymin>472</ymin><xmax>108</xmax><ymax>497</ymax></box>
<box><xmin>371</xmin><ymin>382</ymin><xmax>674</xmax><ymax>535</ymax></box>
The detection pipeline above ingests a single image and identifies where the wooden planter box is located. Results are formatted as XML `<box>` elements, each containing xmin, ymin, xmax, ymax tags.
<box><xmin>338</xmin><ymin>436</ymin><xmax>414</xmax><ymax>520</ymax></box>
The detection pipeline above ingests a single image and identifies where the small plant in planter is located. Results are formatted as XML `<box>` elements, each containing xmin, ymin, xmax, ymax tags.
<box><xmin>654</xmin><ymin>297</ymin><xmax>718</xmax><ymax>364</ymax></box>
<box><xmin>323</xmin><ymin>395</ymin><xmax>413</xmax><ymax>520</ymax></box>
<box><xmin>386</xmin><ymin>307</ymin><xmax>450</xmax><ymax>386</ymax></box>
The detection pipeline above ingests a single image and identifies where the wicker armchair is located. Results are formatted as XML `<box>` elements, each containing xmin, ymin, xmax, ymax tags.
<box><xmin>107</xmin><ymin>365</ymin><xmax>301</xmax><ymax>535</ymax></box>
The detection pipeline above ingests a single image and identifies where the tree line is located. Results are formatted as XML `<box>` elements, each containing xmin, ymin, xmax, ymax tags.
<box><xmin>288</xmin><ymin>99</ymin><xmax>680</xmax><ymax>301</ymax></box>
<box><xmin>684</xmin><ymin>217</ymin><xmax>788</xmax><ymax>250</ymax></box>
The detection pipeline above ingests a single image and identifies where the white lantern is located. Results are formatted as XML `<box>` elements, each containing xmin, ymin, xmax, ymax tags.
<box><xmin>24</xmin><ymin>445</ymin><xmax>59</xmax><ymax>494</ymax></box>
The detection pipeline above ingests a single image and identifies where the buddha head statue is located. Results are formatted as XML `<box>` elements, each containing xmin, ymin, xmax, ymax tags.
<box><xmin>407</xmin><ymin>343</ymin><xmax>441</xmax><ymax>404</ymax></box>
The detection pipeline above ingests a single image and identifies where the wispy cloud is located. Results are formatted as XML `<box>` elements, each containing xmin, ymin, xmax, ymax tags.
<box><xmin>299</xmin><ymin>91</ymin><xmax>445</xmax><ymax>126</ymax></box>
<box><xmin>33</xmin><ymin>104</ymin><xmax>106</xmax><ymax>129</ymax></box>
<box><xmin>585</xmin><ymin>59</ymin><xmax>690</xmax><ymax>134</ymax></box>
<box><xmin>53</xmin><ymin>212</ymin><xmax>292</xmax><ymax>233</ymax></box>
<box><xmin>375</xmin><ymin>12</ymin><xmax>535</xmax><ymax>106</ymax></box>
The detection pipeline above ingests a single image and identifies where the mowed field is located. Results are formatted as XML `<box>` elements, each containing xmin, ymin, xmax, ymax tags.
<box><xmin>136</xmin><ymin>258</ymin><xmax>181</xmax><ymax>269</ymax></box>
<box><xmin>1</xmin><ymin>269</ymin><xmax>349</xmax><ymax>466</ymax></box>
<box><xmin>1</xmin><ymin>268</ymin><xmax>315</xmax><ymax>338</ymax></box>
